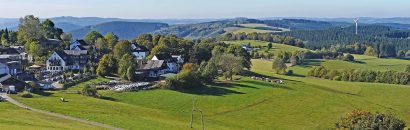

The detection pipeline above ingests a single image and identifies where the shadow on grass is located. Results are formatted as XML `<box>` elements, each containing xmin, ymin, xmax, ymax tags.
<box><xmin>32</xmin><ymin>91</ymin><xmax>54</xmax><ymax>97</ymax></box>
<box><xmin>300</xmin><ymin>59</ymin><xmax>324</xmax><ymax>67</ymax></box>
<box><xmin>239</xmin><ymin>80</ymin><xmax>294</xmax><ymax>91</ymax></box>
<box><xmin>99</xmin><ymin>96</ymin><xmax>118</xmax><ymax>101</ymax></box>
<box><xmin>353</xmin><ymin>60</ymin><xmax>366</xmax><ymax>64</ymax></box>
<box><xmin>177</xmin><ymin>84</ymin><xmax>245</xmax><ymax>96</ymax></box>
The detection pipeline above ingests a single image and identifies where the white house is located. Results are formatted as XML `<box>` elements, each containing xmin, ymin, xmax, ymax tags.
<box><xmin>46</xmin><ymin>40</ymin><xmax>89</xmax><ymax>72</ymax></box>
<box><xmin>152</xmin><ymin>54</ymin><xmax>180</xmax><ymax>73</ymax></box>
<box><xmin>131</xmin><ymin>43</ymin><xmax>150</xmax><ymax>60</ymax></box>
<box><xmin>46</xmin><ymin>51</ymin><xmax>68</xmax><ymax>72</ymax></box>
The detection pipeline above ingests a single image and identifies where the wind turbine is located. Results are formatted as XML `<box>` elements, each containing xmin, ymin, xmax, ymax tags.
<box><xmin>353</xmin><ymin>18</ymin><xmax>359</xmax><ymax>35</ymax></box>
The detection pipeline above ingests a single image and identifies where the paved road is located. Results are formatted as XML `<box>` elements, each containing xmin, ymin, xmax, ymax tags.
<box><xmin>0</xmin><ymin>93</ymin><xmax>121</xmax><ymax>130</ymax></box>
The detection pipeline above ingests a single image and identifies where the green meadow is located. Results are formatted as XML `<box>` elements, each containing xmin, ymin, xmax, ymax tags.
<box><xmin>5</xmin><ymin>40</ymin><xmax>410</xmax><ymax>129</ymax></box>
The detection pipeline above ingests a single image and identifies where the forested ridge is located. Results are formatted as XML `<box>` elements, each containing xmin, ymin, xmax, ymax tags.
<box><xmin>276</xmin><ymin>25</ymin><xmax>410</xmax><ymax>57</ymax></box>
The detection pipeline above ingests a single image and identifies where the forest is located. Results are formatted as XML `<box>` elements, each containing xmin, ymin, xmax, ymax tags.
<box><xmin>276</xmin><ymin>25</ymin><xmax>410</xmax><ymax>58</ymax></box>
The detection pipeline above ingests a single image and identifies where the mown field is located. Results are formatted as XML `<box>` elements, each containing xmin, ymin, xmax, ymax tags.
<box><xmin>0</xmin><ymin>102</ymin><xmax>102</xmax><ymax>130</ymax></box>
<box><xmin>224</xmin><ymin>23</ymin><xmax>287</xmax><ymax>34</ymax></box>
<box><xmin>6</xmin><ymin>40</ymin><xmax>410</xmax><ymax>129</ymax></box>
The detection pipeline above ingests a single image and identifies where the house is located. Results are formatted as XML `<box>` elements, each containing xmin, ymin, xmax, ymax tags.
<box><xmin>136</xmin><ymin>60</ymin><xmax>167</xmax><ymax>78</ymax></box>
<box><xmin>172</xmin><ymin>55</ymin><xmax>184</xmax><ymax>64</ymax></box>
<box><xmin>0</xmin><ymin>74</ymin><xmax>26</xmax><ymax>92</ymax></box>
<box><xmin>152</xmin><ymin>54</ymin><xmax>181</xmax><ymax>73</ymax></box>
<box><xmin>46</xmin><ymin>40</ymin><xmax>89</xmax><ymax>72</ymax></box>
<box><xmin>0</xmin><ymin>47</ymin><xmax>24</xmax><ymax>75</ymax></box>
<box><xmin>0</xmin><ymin>63</ymin><xmax>9</xmax><ymax>75</ymax></box>
<box><xmin>241</xmin><ymin>43</ymin><xmax>252</xmax><ymax>51</ymax></box>
<box><xmin>69</xmin><ymin>40</ymin><xmax>89</xmax><ymax>50</ymax></box>
<box><xmin>131</xmin><ymin>43</ymin><xmax>150</xmax><ymax>60</ymax></box>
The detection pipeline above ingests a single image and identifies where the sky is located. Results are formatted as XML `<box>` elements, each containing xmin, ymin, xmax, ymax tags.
<box><xmin>0</xmin><ymin>0</ymin><xmax>408</xmax><ymax>19</ymax></box>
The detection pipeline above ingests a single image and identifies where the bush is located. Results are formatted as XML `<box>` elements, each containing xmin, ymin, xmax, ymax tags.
<box><xmin>335</xmin><ymin>110</ymin><xmax>406</xmax><ymax>130</ymax></box>
<box><xmin>81</xmin><ymin>85</ymin><xmax>99</xmax><ymax>98</ymax></box>
<box><xmin>19</xmin><ymin>92</ymin><xmax>33</xmax><ymax>98</ymax></box>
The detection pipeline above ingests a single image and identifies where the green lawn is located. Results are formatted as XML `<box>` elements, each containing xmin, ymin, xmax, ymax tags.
<box><xmin>0</xmin><ymin>102</ymin><xmax>102</xmax><ymax>130</ymax></box>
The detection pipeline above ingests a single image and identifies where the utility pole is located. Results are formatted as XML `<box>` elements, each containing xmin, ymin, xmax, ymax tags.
<box><xmin>189</xmin><ymin>97</ymin><xmax>205</xmax><ymax>130</ymax></box>
<box><xmin>190</xmin><ymin>97</ymin><xmax>195</xmax><ymax>128</ymax></box>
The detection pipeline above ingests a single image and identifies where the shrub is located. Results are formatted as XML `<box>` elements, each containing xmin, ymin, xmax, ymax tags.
<box><xmin>335</xmin><ymin>110</ymin><xmax>406</xmax><ymax>130</ymax></box>
<box><xmin>19</xmin><ymin>92</ymin><xmax>33</xmax><ymax>98</ymax></box>
<box><xmin>82</xmin><ymin>85</ymin><xmax>99</xmax><ymax>98</ymax></box>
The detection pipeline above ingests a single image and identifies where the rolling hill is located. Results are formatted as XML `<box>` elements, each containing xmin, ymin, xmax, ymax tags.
<box><xmin>69</xmin><ymin>21</ymin><xmax>169</xmax><ymax>39</ymax></box>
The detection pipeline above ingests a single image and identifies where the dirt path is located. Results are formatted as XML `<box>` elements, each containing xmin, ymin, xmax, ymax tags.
<box><xmin>0</xmin><ymin>93</ymin><xmax>121</xmax><ymax>130</ymax></box>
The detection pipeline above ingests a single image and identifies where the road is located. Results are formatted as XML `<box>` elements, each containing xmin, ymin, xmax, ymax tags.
<box><xmin>0</xmin><ymin>93</ymin><xmax>121</xmax><ymax>130</ymax></box>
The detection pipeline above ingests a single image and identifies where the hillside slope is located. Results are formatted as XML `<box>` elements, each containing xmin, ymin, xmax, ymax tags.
<box><xmin>70</xmin><ymin>21</ymin><xmax>168</xmax><ymax>39</ymax></box>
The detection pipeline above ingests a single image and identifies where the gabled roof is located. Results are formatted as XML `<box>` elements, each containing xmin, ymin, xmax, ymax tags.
<box><xmin>64</xmin><ymin>50</ymin><xmax>88</xmax><ymax>55</ymax></box>
<box><xmin>140</xmin><ymin>60</ymin><xmax>165</xmax><ymax>70</ymax></box>
<box><xmin>73</xmin><ymin>45</ymin><xmax>88</xmax><ymax>51</ymax></box>
<box><xmin>153</xmin><ymin>53</ymin><xmax>173</xmax><ymax>60</ymax></box>
<box><xmin>132</xmin><ymin>43</ymin><xmax>149</xmax><ymax>52</ymax></box>
<box><xmin>74</xmin><ymin>39</ymin><xmax>88</xmax><ymax>45</ymax></box>
<box><xmin>0</xmin><ymin>48</ymin><xmax>20</xmax><ymax>55</ymax></box>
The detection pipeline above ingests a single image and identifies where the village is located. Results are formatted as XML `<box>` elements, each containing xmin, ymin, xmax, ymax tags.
<box><xmin>0</xmin><ymin>38</ymin><xmax>186</xmax><ymax>94</ymax></box>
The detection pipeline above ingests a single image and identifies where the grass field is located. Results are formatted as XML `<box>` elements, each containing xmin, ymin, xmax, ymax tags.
<box><xmin>224</xmin><ymin>23</ymin><xmax>287</xmax><ymax>34</ymax></box>
<box><xmin>0</xmin><ymin>102</ymin><xmax>102</xmax><ymax>130</ymax></box>
<box><xmin>6</xmin><ymin>40</ymin><xmax>410</xmax><ymax>129</ymax></box>
<box><xmin>9</xmin><ymin>57</ymin><xmax>410</xmax><ymax>129</ymax></box>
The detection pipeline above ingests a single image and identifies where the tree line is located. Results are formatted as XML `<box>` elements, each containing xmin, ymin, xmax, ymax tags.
<box><xmin>307</xmin><ymin>66</ymin><xmax>410</xmax><ymax>85</ymax></box>
<box><xmin>220</xmin><ymin>32</ymin><xmax>304</xmax><ymax>48</ymax></box>
<box><xmin>277</xmin><ymin>25</ymin><xmax>410</xmax><ymax>58</ymax></box>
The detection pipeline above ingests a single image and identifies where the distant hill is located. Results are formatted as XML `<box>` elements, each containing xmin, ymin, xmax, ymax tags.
<box><xmin>153</xmin><ymin>18</ymin><xmax>265</xmax><ymax>39</ymax></box>
<box><xmin>69</xmin><ymin>21</ymin><xmax>168</xmax><ymax>39</ymax></box>
<box><xmin>54</xmin><ymin>22</ymin><xmax>83</xmax><ymax>32</ymax></box>
<box><xmin>153</xmin><ymin>18</ymin><xmax>346</xmax><ymax>39</ymax></box>
<box><xmin>262</xmin><ymin>19</ymin><xmax>347</xmax><ymax>30</ymax></box>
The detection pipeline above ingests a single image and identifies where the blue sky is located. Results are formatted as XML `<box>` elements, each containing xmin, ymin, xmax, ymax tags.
<box><xmin>0</xmin><ymin>0</ymin><xmax>408</xmax><ymax>18</ymax></box>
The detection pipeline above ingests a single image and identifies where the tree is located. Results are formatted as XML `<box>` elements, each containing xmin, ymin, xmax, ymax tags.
<box><xmin>406</xmin><ymin>65</ymin><xmax>410</xmax><ymax>73</ymax></box>
<box><xmin>364</xmin><ymin>46</ymin><xmax>377</xmax><ymax>56</ymax></box>
<box><xmin>1</xmin><ymin>33</ymin><xmax>9</xmax><ymax>46</ymax></box>
<box><xmin>84</xmin><ymin>31</ymin><xmax>103</xmax><ymax>44</ymax></box>
<box><xmin>95</xmin><ymin>38</ymin><xmax>108</xmax><ymax>53</ymax></box>
<box><xmin>96</xmin><ymin>55</ymin><xmax>110</xmax><ymax>77</ymax></box>
<box><xmin>343</xmin><ymin>54</ymin><xmax>355</xmax><ymax>62</ymax></box>
<box><xmin>82</xmin><ymin>85</ymin><xmax>99</xmax><ymax>98</ymax></box>
<box><xmin>28</xmin><ymin>41</ymin><xmax>40</xmax><ymax>57</ymax></box>
<box><xmin>226</xmin><ymin>44</ymin><xmax>252</xmax><ymax>70</ymax></box>
<box><xmin>17</xmin><ymin>15</ymin><xmax>42</xmax><ymax>44</ymax></box>
<box><xmin>41</xmin><ymin>19</ymin><xmax>56</xmax><ymax>39</ymax></box>
<box><xmin>335</xmin><ymin>110</ymin><xmax>406</xmax><ymax>130</ymax></box>
<box><xmin>272</xmin><ymin>58</ymin><xmax>287</xmax><ymax>74</ymax></box>
<box><xmin>218</xmin><ymin>54</ymin><xmax>244</xmax><ymax>80</ymax></box>
<box><xmin>267</xmin><ymin>42</ymin><xmax>273</xmax><ymax>50</ymax></box>
<box><xmin>113</xmin><ymin>40</ymin><xmax>132</xmax><ymax>60</ymax></box>
<box><xmin>60</xmin><ymin>33</ymin><xmax>72</xmax><ymax>48</ymax></box>
<box><xmin>126</xmin><ymin>66</ymin><xmax>137</xmax><ymax>81</ymax></box>
<box><xmin>118</xmin><ymin>54</ymin><xmax>135</xmax><ymax>79</ymax></box>
<box><xmin>104</xmin><ymin>32</ymin><xmax>118</xmax><ymax>50</ymax></box>
<box><xmin>397</xmin><ymin>50</ymin><xmax>406</xmax><ymax>58</ymax></box>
